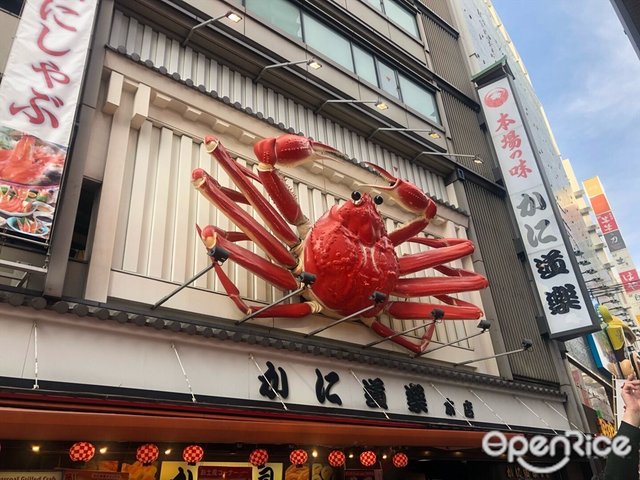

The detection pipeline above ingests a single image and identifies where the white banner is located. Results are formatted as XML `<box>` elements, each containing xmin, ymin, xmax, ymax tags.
<box><xmin>0</xmin><ymin>473</ymin><xmax>61</xmax><ymax>480</ymax></box>
<box><xmin>478</xmin><ymin>77</ymin><xmax>595</xmax><ymax>338</ymax></box>
<box><xmin>0</xmin><ymin>0</ymin><xmax>98</xmax><ymax>241</ymax></box>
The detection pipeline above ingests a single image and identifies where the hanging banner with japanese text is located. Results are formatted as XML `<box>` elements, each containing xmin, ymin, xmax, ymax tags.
<box><xmin>0</xmin><ymin>0</ymin><xmax>98</xmax><ymax>242</ymax></box>
<box><xmin>478</xmin><ymin>76</ymin><xmax>597</xmax><ymax>339</ymax></box>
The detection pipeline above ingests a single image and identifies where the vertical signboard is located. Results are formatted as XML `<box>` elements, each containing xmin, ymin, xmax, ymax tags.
<box><xmin>584</xmin><ymin>177</ymin><xmax>640</xmax><ymax>294</ymax></box>
<box><xmin>478</xmin><ymin>76</ymin><xmax>597</xmax><ymax>338</ymax></box>
<box><xmin>583</xmin><ymin>177</ymin><xmax>640</xmax><ymax>321</ymax></box>
<box><xmin>0</xmin><ymin>0</ymin><xmax>98</xmax><ymax>242</ymax></box>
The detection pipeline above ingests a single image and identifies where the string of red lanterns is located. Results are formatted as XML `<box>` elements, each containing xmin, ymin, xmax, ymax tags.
<box><xmin>64</xmin><ymin>442</ymin><xmax>409</xmax><ymax>468</ymax></box>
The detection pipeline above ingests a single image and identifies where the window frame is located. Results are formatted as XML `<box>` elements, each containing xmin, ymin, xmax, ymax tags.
<box><xmin>244</xmin><ymin>0</ymin><xmax>441</xmax><ymax>126</ymax></box>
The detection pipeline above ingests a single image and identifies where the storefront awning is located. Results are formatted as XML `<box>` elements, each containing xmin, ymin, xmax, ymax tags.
<box><xmin>0</xmin><ymin>403</ymin><xmax>491</xmax><ymax>449</ymax></box>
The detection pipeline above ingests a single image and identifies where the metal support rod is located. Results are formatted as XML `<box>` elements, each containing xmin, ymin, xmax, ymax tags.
<box><xmin>255</xmin><ymin>59</ymin><xmax>313</xmax><ymax>83</ymax></box>
<box><xmin>430</xmin><ymin>383</ymin><xmax>472</xmax><ymax>427</ymax></box>
<box><xmin>367</xmin><ymin>127</ymin><xmax>436</xmax><ymax>141</ymax></box>
<box><xmin>469</xmin><ymin>389</ymin><xmax>511</xmax><ymax>430</ymax></box>
<box><xmin>361</xmin><ymin>320</ymin><xmax>437</xmax><ymax>349</ymax></box>
<box><xmin>544</xmin><ymin>400</ymin><xmax>583</xmax><ymax>431</ymax></box>
<box><xmin>33</xmin><ymin>321</ymin><xmax>39</xmax><ymax>390</ymax></box>
<box><xmin>515</xmin><ymin>396</ymin><xmax>557</xmax><ymax>434</ymax></box>
<box><xmin>182</xmin><ymin>12</ymin><xmax>231</xmax><ymax>46</ymax></box>
<box><xmin>250</xmin><ymin>354</ymin><xmax>288</xmax><ymax>411</ymax></box>
<box><xmin>151</xmin><ymin>263</ymin><xmax>214</xmax><ymax>310</ymax></box>
<box><xmin>350</xmin><ymin>370</ymin><xmax>389</xmax><ymax>419</ymax></box>
<box><xmin>315</xmin><ymin>99</ymin><xmax>380</xmax><ymax>114</ymax></box>
<box><xmin>236</xmin><ymin>286</ymin><xmax>306</xmax><ymax>325</ymax></box>
<box><xmin>172</xmin><ymin>343</ymin><xmax>197</xmax><ymax>403</ymax></box>
<box><xmin>305</xmin><ymin>305</ymin><xmax>376</xmax><ymax>338</ymax></box>
<box><xmin>415</xmin><ymin>329</ymin><xmax>487</xmax><ymax>357</ymax></box>
<box><xmin>453</xmin><ymin>344</ymin><xmax>532</xmax><ymax>367</ymax></box>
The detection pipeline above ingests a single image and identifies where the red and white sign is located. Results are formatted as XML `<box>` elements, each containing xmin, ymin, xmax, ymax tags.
<box><xmin>0</xmin><ymin>0</ymin><xmax>98</xmax><ymax>241</ymax></box>
<box><xmin>478</xmin><ymin>76</ymin><xmax>595</xmax><ymax>338</ymax></box>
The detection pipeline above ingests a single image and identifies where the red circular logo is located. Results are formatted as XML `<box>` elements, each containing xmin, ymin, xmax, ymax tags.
<box><xmin>483</xmin><ymin>87</ymin><xmax>509</xmax><ymax>108</ymax></box>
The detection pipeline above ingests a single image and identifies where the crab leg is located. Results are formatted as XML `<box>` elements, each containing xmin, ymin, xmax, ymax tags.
<box><xmin>399</xmin><ymin>238</ymin><xmax>475</xmax><ymax>274</ymax></box>
<box><xmin>363</xmin><ymin>318</ymin><xmax>437</xmax><ymax>354</ymax></box>
<box><xmin>362</xmin><ymin>163</ymin><xmax>437</xmax><ymax>246</ymax></box>
<box><xmin>199</xmin><ymin>225</ymin><xmax>318</xmax><ymax>317</ymax></box>
<box><xmin>254</xmin><ymin>135</ymin><xmax>349</xmax><ymax>228</ymax></box>
<box><xmin>385</xmin><ymin>296</ymin><xmax>483</xmax><ymax>320</ymax></box>
<box><xmin>393</xmin><ymin>266</ymin><xmax>489</xmax><ymax>296</ymax></box>
<box><xmin>198</xmin><ymin>225</ymin><xmax>298</xmax><ymax>291</ymax></box>
<box><xmin>192</xmin><ymin>168</ymin><xmax>297</xmax><ymax>268</ymax></box>
<box><xmin>203</xmin><ymin>136</ymin><xmax>300</xmax><ymax>247</ymax></box>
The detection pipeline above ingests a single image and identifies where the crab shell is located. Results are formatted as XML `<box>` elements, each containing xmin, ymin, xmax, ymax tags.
<box><xmin>303</xmin><ymin>193</ymin><xmax>399</xmax><ymax>316</ymax></box>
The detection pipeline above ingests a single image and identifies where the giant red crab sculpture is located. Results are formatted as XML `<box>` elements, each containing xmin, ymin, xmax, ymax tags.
<box><xmin>192</xmin><ymin>134</ymin><xmax>488</xmax><ymax>354</ymax></box>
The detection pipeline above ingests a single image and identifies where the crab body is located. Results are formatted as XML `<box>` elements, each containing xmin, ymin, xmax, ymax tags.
<box><xmin>303</xmin><ymin>196</ymin><xmax>399</xmax><ymax>316</ymax></box>
<box><xmin>191</xmin><ymin>134</ymin><xmax>488</xmax><ymax>354</ymax></box>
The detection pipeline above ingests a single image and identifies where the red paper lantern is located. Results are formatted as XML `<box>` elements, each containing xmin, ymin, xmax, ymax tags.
<box><xmin>183</xmin><ymin>445</ymin><xmax>204</xmax><ymax>464</ymax></box>
<box><xmin>392</xmin><ymin>453</ymin><xmax>408</xmax><ymax>468</ymax></box>
<box><xmin>69</xmin><ymin>442</ymin><xmax>95</xmax><ymax>462</ymax></box>
<box><xmin>360</xmin><ymin>451</ymin><xmax>376</xmax><ymax>467</ymax></box>
<box><xmin>136</xmin><ymin>443</ymin><xmax>159</xmax><ymax>465</ymax></box>
<box><xmin>328</xmin><ymin>450</ymin><xmax>345</xmax><ymax>467</ymax></box>
<box><xmin>249</xmin><ymin>448</ymin><xmax>269</xmax><ymax>467</ymax></box>
<box><xmin>290</xmin><ymin>449</ymin><xmax>308</xmax><ymax>466</ymax></box>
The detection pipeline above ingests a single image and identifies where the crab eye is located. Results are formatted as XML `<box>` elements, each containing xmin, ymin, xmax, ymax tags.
<box><xmin>374</xmin><ymin>195</ymin><xmax>384</xmax><ymax>205</ymax></box>
<box><xmin>351</xmin><ymin>191</ymin><xmax>362</xmax><ymax>202</ymax></box>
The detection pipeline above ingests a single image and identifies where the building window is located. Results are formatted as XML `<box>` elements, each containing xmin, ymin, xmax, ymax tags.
<box><xmin>377</xmin><ymin>60</ymin><xmax>399</xmax><ymax>99</ymax></box>
<box><xmin>245</xmin><ymin>0</ymin><xmax>302</xmax><ymax>38</ymax></box>
<box><xmin>364</xmin><ymin>0</ymin><xmax>419</xmax><ymax>37</ymax></box>
<box><xmin>353</xmin><ymin>45</ymin><xmax>378</xmax><ymax>86</ymax></box>
<box><xmin>0</xmin><ymin>0</ymin><xmax>24</xmax><ymax>16</ymax></box>
<box><xmin>245</xmin><ymin>0</ymin><xmax>439</xmax><ymax>125</ymax></box>
<box><xmin>398</xmin><ymin>74</ymin><xmax>440</xmax><ymax>124</ymax></box>
<box><xmin>303</xmin><ymin>13</ymin><xmax>353</xmax><ymax>71</ymax></box>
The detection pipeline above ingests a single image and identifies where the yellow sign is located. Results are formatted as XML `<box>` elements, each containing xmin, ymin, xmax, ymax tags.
<box><xmin>159</xmin><ymin>463</ymin><xmax>282</xmax><ymax>480</ymax></box>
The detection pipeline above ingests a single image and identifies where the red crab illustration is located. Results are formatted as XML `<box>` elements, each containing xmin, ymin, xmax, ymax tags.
<box><xmin>192</xmin><ymin>134</ymin><xmax>488</xmax><ymax>354</ymax></box>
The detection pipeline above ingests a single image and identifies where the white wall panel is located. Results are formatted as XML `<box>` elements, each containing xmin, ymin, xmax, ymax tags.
<box><xmin>104</xmin><ymin>12</ymin><xmax>486</xmax><ymax>356</ymax></box>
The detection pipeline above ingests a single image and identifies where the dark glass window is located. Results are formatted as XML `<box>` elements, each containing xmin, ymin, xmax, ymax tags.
<box><xmin>0</xmin><ymin>0</ymin><xmax>24</xmax><ymax>15</ymax></box>
<box><xmin>246</xmin><ymin>0</ymin><xmax>302</xmax><ymax>38</ymax></box>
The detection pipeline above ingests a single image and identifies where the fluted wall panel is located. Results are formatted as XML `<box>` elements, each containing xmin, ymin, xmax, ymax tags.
<box><xmin>440</xmin><ymin>91</ymin><xmax>495</xmax><ymax>179</ymax></box>
<box><xmin>416</xmin><ymin>0</ymin><xmax>454</xmax><ymax>25</ymax></box>
<box><xmin>108</xmin><ymin>10</ymin><xmax>451</xmax><ymax>204</ymax></box>
<box><xmin>112</xmin><ymin>122</ymin><xmax>473</xmax><ymax>351</ymax></box>
<box><xmin>464</xmin><ymin>182</ymin><xmax>558</xmax><ymax>382</ymax></box>
<box><xmin>421</xmin><ymin>16</ymin><xmax>475</xmax><ymax>98</ymax></box>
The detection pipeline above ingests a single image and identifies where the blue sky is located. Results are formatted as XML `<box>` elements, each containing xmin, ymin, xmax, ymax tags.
<box><xmin>490</xmin><ymin>0</ymin><xmax>640</xmax><ymax>269</ymax></box>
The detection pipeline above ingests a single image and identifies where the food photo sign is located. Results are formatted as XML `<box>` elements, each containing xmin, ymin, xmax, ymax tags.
<box><xmin>0</xmin><ymin>0</ymin><xmax>98</xmax><ymax>241</ymax></box>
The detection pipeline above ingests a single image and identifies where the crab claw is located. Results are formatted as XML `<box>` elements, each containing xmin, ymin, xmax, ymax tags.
<box><xmin>254</xmin><ymin>134</ymin><xmax>349</xmax><ymax>170</ymax></box>
<box><xmin>362</xmin><ymin>162</ymin><xmax>437</xmax><ymax>245</ymax></box>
